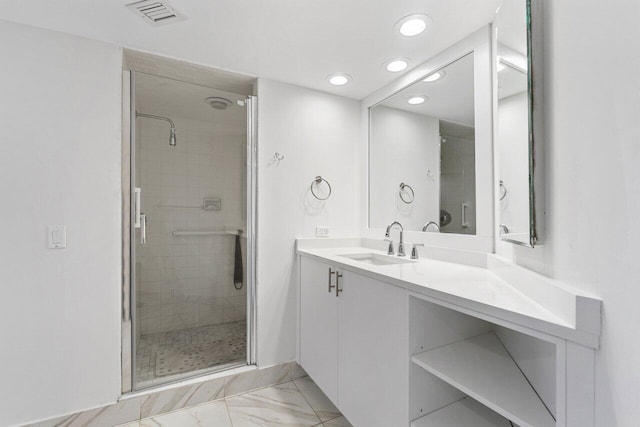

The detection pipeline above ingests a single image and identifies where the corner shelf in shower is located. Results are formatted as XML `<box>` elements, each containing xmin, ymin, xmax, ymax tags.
<box><xmin>410</xmin><ymin>332</ymin><xmax>555</xmax><ymax>427</ymax></box>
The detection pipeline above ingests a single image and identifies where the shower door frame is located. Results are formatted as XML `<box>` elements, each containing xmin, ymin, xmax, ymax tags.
<box><xmin>121</xmin><ymin>71</ymin><xmax>258</xmax><ymax>394</ymax></box>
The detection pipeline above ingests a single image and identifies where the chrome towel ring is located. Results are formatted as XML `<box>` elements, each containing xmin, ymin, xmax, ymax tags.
<box><xmin>399</xmin><ymin>183</ymin><xmax>415</xmax><ymax>204</ymax></box>
<box><xmin>311</xmin><ymin>176</ymin><xmax>332</xmax><ymax>200</ymax></box>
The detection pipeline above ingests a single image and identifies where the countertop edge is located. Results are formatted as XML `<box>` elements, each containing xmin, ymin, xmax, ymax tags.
<box><xmin>297</xmin><ymin>249</ymin><xmax>601</xmax><ymax>349</ymax></box>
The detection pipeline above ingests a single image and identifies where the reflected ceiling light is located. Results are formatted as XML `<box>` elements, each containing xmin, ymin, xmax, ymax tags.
<box><xmin>327</xmin><ymin>73</ymin><xmax>352</xmax><ymax>86</ymax></box>
<box><xmin>385</xmin><ymin>58</ymin><xmax>409</xmax><ymax>72</ymax></box>
<box><xmin>395</xmin><ymin>14</ymin><xmax>432</xmax><ymax>37</ymax></box>
<box><xmin>408</xmin><ymin>96</ymin><xmax>427</xmax><ymax>105</ymax></box>
<box><xmin>423</xmin><ymin>70</ymin><xmax>446</xmax><ymax>82</ymax></box>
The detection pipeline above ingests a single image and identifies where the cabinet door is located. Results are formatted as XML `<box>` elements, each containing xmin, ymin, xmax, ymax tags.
<box><xmin>300</xmin><ymin>257</ymin><xmax>339</xmax><ymax>404</ymax></box>
<box><xmin>338</xmin><ymin>271</ymin><xmax>408</xmax><ymax>427</ymax></box>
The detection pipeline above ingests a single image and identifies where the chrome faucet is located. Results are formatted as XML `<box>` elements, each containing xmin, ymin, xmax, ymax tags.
<box><xmin>422</xmin><ymin>221</ymin><xmax>440</xmax><ymax>232</ymax></box>
<box><xmin>385</xmin><ymin>221</ymin><xmax>406</xmax><ymax>257</ymax></box>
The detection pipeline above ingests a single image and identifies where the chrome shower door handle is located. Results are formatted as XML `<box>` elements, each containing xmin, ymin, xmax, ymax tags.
<box><xmin>140</xmin><ymin>213</ymin><xmax>147</xmax><ymax>244</ymax></box>
<box><xmin>461</xmin><ymin>203</ymin><xmax>470</xmax><ymax>228</ymax></box>
<box><xmin>134</xmin><ymin>187</ymin><xmax>142</xmax><ymax>228</ymax></box>
<box><xmin>328</xmin><ymin>268</ymin><xmax>336</xmax><ymax>293</ymax></box>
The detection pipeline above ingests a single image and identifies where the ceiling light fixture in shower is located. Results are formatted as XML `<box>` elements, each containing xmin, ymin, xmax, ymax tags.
<box><xmin>205</xmin><ymin>97</ymin><xmax>233</xmax><ymax>110</ymax></box>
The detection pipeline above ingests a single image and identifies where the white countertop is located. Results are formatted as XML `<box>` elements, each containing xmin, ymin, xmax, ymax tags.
<box><xmin>297</xmin><ymin>239</ymin><xmax>601</xmax><ymax>348</ymax></box>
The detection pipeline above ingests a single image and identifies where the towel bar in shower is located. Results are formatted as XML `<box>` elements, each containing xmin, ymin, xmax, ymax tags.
<box><xmin>172</xmin><ymin>230</ymin><xmax>243</xmax><ymax>236</ymax></box>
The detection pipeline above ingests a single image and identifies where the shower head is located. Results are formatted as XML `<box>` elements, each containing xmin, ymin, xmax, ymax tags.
<box><xmin>169</xmin><ymin>127</ymin><xmax>177</xmax><ymax>146</ymax></box>
<box><xmin>136</xmin><ymin>112</ymin><xmax>177</xmax><ymax>147</ymax></box>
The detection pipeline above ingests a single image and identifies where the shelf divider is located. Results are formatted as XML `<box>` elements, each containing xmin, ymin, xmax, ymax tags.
<box><xmin>411</xmin><ymin>332</ymin><xmax>555</xmax><ymax>427</ymax></box>
<box><xmin>411</xmin><ymin>397</ymin><xmax>511</xmax><ymax>427</ymax></box>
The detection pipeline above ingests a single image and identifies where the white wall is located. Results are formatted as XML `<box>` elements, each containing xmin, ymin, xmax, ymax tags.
<box><xmin>256</xmin><ymin>79</ymin><xmax>360</xmax><ymax>367</ymax></box>
<box><xmin>0</xmin><ymin>21</ymin><xmax>122</xmax><ymax>426</ymax></box>
<box><xmin>497</xmin><ymin>1</ymin><xmax>640</xmax><ymax>425</ymax></box>
<box><xmin>369</xmin><ymin>106</ymin><xmax>440</xmax><ymax>231</ymax></box>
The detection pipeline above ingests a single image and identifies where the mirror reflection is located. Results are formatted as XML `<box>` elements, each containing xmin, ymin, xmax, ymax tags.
<box><xmin>496</xmin><ymin>0</ymin><xmax>533</xmax><ymax>245</ymax></box>
<box><xmin>369</xmin><ymin>53</ymin><xmax>476</xmax><ymax>235</ymax></box>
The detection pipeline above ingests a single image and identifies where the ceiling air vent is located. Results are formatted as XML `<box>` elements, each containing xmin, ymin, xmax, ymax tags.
<box><xmin>126</xmin><ymin>0</ymin><xmax>185</xmax><ymax>26</ymax></box>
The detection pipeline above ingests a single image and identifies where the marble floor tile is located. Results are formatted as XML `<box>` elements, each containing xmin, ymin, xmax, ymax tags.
<box><xmin>224</xmin><ymin>363</ymin><xmax>290</xmax><ymax>397</ymax></box>
<box><xmin>226</xmin><ymin>381</ymin><xmax>322</xmax><ymax>426</ymax></box>
<box><xmin>293</xmin><ymin>377</ymin><xmax>340</xmax><ymax>422</ymax></box>
<box><xmin>139</xmin><ymin>376</ymin><xmax>225</xmax><ymax>418</ymax></box>
<box><xmin>288</xmin><ymin>362</ymin><xmax>308</xmax><ymax>380</ymax></box>
<box><xmin>30</xmin><ymin>398</ymin><xmax>140</xmax><ymax>427</ymax></box>
<box><xmin>139</xmin><ymin>400</ymin><xmax>232</xmax><ymax>427</ymax></box>
<box><xmin>322</xmin><ymin>416</ymin><xmax>353</xmax><ymax>427</ymax></box>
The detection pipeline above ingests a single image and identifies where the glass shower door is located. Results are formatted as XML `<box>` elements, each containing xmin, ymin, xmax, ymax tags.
<box><xmin>130</xmin><ymin>71</ymin><xmax>254</xmax><ymax>390</ymax></box>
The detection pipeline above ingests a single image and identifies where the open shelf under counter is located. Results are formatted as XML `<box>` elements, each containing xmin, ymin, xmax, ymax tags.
<box><xmin>411</xmin><ymin>332</ymin><xmax>555</xmax><ymax>427</ymax></box>
<box><xmin>411</xmin><ymin>398</ymin><xmax>512</xmax><ymax>427</ymax></box>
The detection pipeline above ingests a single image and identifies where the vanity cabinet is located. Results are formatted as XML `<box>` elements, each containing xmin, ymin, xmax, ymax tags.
<box><xmin>299</xmin><ymin>257</ymin><xmax>339</xmax><ymax>404</ymax></box>
<box><xmin>299</xmin><ymin>257</ymin><xmax>408</xmax><ymax>427</ymax></box>
<box><xmin>298</xmin><ymin>243</ymin><xmax>600</xmax><ymax>427</ymax></box>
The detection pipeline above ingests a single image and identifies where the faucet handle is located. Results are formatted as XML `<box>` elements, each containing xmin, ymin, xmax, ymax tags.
<box><xmin>384</xmin><ymin>238</ymin><xmax>395</xmax><ymax>255</ymax></box>
<box><xmin>410</xmin><ymin>243</ymin><xmax>425</xmax><ymax>260</ymax></box>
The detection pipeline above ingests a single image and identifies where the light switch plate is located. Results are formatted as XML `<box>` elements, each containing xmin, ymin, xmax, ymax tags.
<box><xmin>316</xmin><ymin>226</ymin><xmax>330</xmax><ymax>238</ymax></box>
<box><xmin>48</xmin><ymin>225</ymin><xmax>67</xmax><ymax>249</ymax></box>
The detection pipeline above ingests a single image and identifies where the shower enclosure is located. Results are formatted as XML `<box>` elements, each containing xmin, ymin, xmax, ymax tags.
<box><xmin>123</xmin><ymin>68</ymin><xmax>256</xmax><ymax>391</ymax></box>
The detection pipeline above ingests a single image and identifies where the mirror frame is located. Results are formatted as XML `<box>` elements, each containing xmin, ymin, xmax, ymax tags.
<box><xmin>495</xmin><ymin>0</ymin><xmax>544</xmax><ymax>248</ymax></box>
<box><xmin>361</xmin><ymin>26</ymin><xmax>495</xmax><ymax>253</ymax></box>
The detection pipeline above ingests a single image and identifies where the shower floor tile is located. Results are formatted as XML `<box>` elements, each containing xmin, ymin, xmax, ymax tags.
<box><xmin>136</xmin><ymin>320</ymin><xmax>246</xmax><ymax>387</ymax></box>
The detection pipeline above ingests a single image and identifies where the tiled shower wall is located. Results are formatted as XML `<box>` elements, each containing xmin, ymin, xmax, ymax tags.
<box><xmin>135</xmin><ymin>116</ymin><xmax>247</xmax><ymax>335</ymax></box>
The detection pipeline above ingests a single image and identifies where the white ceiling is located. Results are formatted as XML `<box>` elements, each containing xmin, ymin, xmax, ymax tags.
<box><xmin>135</xmin><ymin>72</ymin><xmax>247</xmax><ymax>129</ymax></box>
<box><xmin>0</xmin><ymin>0</ymin><xmax>502</xmax><ymax>99</ymax></box>
<box><xmin>376</xmin><ymin>52</ymin><xmax>475</xmax><ymax>127</ymax></box>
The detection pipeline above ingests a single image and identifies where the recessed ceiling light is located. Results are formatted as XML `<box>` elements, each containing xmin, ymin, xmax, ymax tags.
<box><xmin>385</xmin><ymin>58</ymin><xmax>409</xmax><ymax>72</ymax></box>
<box><xmin>327</xmin><ymin>73</ymin><xmax>351</xmax><ymax>86</ymax></box>
<box><xmin>423</xmin><ymin>70</ymin><xmax>446</xmax><ymax>82</ymax></box>
<box><xmin>395</xmin><ymin>14</ymin><xmax>432</xmax><ymax>37</ymax></box>
<box><xmin>408</xmin><ymin>96</ymin><xmax>427</xmax><ymax>105</ymax></box>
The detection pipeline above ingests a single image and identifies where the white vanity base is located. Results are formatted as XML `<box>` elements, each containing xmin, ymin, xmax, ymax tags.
<box><xmin>297</xmin><ymin>238</ymin><xmax>601</xmax><ymax>427</ymax></box>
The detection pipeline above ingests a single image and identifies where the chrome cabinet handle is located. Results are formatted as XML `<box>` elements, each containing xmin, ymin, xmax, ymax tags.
<box><xmin>335</xmin><ymin>272</ymin><xmax>343</xmax><ymax>297</ymax></box>
<box><xmin>140</xmin><ymin>213</ymin><xmax>147</xmax><ymax>245</ymax></box>
<box><xmin>328</xmin><ymin>268</ymin><xmax>336</xmax><ymax>293</ymax></box>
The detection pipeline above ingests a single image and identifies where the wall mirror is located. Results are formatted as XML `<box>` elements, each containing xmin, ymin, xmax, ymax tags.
<box><xmin>369</xmin><ymin>53</ymin><xmax>477</xmax><ymax>235</ymax></box>
<box><xmin>495</xmin><ymin>0</ymin><xmax>542</xmax><ymax>247</ymax></box>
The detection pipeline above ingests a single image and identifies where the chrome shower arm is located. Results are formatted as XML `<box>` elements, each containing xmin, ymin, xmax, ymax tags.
<box><xmin>136</xmin><ymin>112</ymin><xmax>177</xmax><ymax>146</ymax></box>
<box><xmin>136</xmin><ymin>112</ymin><xmax>175</xmax><ymax>129</ymax></box>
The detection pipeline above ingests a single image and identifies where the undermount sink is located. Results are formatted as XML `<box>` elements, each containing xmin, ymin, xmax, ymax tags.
<box><xmin>339</xmin><ymin>252</ymin><xmax>416</xmax><ymax>266</ymax></box>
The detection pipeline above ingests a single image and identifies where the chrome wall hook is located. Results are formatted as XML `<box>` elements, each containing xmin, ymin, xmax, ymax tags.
<box><xmin>268</xmin><ymin>152</ymin><xmax>285</xmax><ymax>167</ymax></box>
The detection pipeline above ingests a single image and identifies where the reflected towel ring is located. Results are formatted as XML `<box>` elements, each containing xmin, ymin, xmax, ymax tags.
<box><xmin>310</xmin><ymin>176</ymin><xmax>332</xmax><ymax>200</ymax></box>
<box><xmin>499</xmin><ymin>180</ymin><xmax>507</xmax><ymax>200</ymax></box>
<box><xmin>399</xmin><ymin>183</ymin><xmax>415</xmax><ymax>204</ymax></box>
